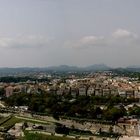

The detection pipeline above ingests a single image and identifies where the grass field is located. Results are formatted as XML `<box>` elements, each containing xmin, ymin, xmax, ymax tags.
<box><xmin>22</xmin><ymin>131</ymin><xmax>77</xmax><ymax>140</ymax></box>
<box><xmin>15</xmin><ymin>116</ymin><xmax>50</xmax><ymax>125</ymax></box>
<box><xmin>0</xmin><ymin>115</ymin><xmax>52</xmax><ymax>131</ymax></box>
<box><xmin>0</xmin><ymin>116</ymin><xmax>21</xmax><ymax>131</ymax></box>
<box><xmin>0</xmin><ymin>116</ymin><xmax>11</xmax><ymax>125</ymax></box>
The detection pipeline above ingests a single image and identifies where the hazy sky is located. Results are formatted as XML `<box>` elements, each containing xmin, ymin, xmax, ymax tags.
<box><xmin>0</xmin><ymin>0</ymin><xmax>140</xmax><ymax>67</ymax></box>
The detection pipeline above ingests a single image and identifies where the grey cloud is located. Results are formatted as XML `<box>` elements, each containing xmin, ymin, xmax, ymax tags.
<box><xmin>0</xmin><ymin>35</ymin><xmax>50</xmax><ymax>49</ymax></box>
<box><xmin>66</xmin><ymin>29</ymin><xmax>139</xmax><ymax>49</ymax></box>
<box><xmin>65</xmin><ymin>36</ymin><xmax>106</xmax><ymax>49</ymax></box>
<box><xmin>112</xmin><ymin>29</ymin><xmax>136</xmax><ymax>39</ymax></box>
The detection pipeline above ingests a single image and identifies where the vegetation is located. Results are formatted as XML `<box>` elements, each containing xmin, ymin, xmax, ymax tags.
<box><xmin>128</xmin><ymin>104</ymin><xmax>140</xmax><ymax>116</ymax></box>
<box><xmin>112</xmin><ymin>69</ymin><xmax>140</xmax><ymax>80</ymax></box>
<box><xmin>55</xmin><ymin>124</ymin><xmax>93</xmax><ymax>136</ymax></box>
<box><xmin>15</xmin><ymin>115</ymin><xmax>51</xmax><ymax>125</ymax></box>
<box><xmin>0</xmin><ymin>87</ymin><xmax>5</xmax><ymax>97</ymax></box>
<box><xmin>4</xmin><ymin>92</ymin><xmax>139</xmax><ymax>123</ymax></box>
<box><xmin>0</xmin><ymin>116</ymin><xmax>21</xmax><ymax>131</ymax></box>
<box><xmin>22</xmin><ymin>131</ymin><xmax>77</xmax><ymax>140</ymax></box>
<box><xmin>4</xmin><ymin>93</ymin><xmax>47</xmax><ymax>112</ymax></box>
<box><xmin>0</xmin><ymin>76</ymin><xmax>50</xmax><ymax>83</ymax></box>
<box><xmin>94</xmin><ymin>131</ymin><xmax>121</xmax><ymax>138</ymax></box>
<box><xmin>0</xmin><ymin>116</ymin><xmax>12</xmax><ymax>125</ymax></box>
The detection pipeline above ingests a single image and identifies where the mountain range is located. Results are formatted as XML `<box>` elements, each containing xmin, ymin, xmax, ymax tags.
<box><xmin>0</xmin><ymin>64</ymin><xmax>110</xmax><ymax>73</ymax></box>
<box><xmin>0</xmin><ymin>64</ymin><xmax>140</xmax><ymax>75</ymax></box>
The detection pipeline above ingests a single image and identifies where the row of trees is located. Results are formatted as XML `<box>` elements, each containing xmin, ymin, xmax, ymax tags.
<box><xmin>0</xmin><ymin>76</ymin><xmax>50</xmax><ymax>83</ymax></box>
<box><xmin>4</xmin><ymin>93</ymin><xmax>140</xmax><ymax>122</ymax></box>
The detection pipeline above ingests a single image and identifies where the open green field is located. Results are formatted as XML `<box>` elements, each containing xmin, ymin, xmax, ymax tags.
<box><xmin>0</xmin><ymin>116</ymin><xmax>21</xmax><ymax>131</ymax></box>
<box><xmin>15</xmin><ymin>116</ymin><xmax>50</xmax><ymax>125</ymax></box>
<box><xmin>0</xmin><ymin>116</ymin><xmax>11</xmax><ymax>125</ymax></box>
<box><xmin>0</xmin><ymin>116</ymin><xmax>52</xmax><ymax>132</ymax></box>
<box><xmin>0</xmin><ymin>116</ymin><xmax>50</xmax><ymax>128</ymax></box>
<box><xmin>22</xmin><ymin>131</ymin><xmax>77</xmax><ymax>140</ymax></box>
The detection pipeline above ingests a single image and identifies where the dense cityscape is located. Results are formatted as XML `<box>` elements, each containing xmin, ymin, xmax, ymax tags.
<box><xmin>0</xmin><ymin>68</ymin><xmax>139</xmax><ymax>139</ymax></box>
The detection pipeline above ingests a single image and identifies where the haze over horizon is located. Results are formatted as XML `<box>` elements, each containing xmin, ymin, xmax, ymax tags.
<box><xmin>0</xmin><ymin>0</ymin><xmax>140</xmax><ymax>68</ymax></box>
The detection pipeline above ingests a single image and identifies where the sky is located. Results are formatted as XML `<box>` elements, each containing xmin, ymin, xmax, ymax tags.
<box><xmin>0</xmin><ymin>0</ymin><xmax>140</xmax><ymax>68</ymax></box>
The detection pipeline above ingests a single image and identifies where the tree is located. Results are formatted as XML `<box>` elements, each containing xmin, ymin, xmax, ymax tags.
<box><xmin>55</xmin><ymin>125</ymin><xmax>69</xmax><ymax>135</ymax></box>
<box><xmin>129</xmin><ymin>105</ymin><xmax>140</xmax><ymax>116</ymax></box>
<box><xmin>109</xmin><ymin>126</ymin><xmax>113</xmax><ymax>134</ymax></box>
<box><xmin>0</xmin><ymin>88</ymin><xmax>5</xmax><ymax>97</ymax></box>
<box><xmin>104</xmin><ymin>107</ymin><xmax>125</xmax><ymax>123</ymax></box>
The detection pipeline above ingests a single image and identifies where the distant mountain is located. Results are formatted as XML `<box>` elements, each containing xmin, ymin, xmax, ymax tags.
<box><xmin>0</xmin><ymin>64</ymin><xmax>140</xmax><ymax>75</ymax></box>
<box><xmin>126</xmin><ymin>65</ymin><xmax>140</xmax><ymax>68</ymax></box>
<box><xmin>46</xmin><ymin>65</ymin><xmax>80</xmax><ymax>71</ymax></box>
<box><xmin>0</xmin><ymin>64</ymin><xmax>111</xmax><ymax>75</ymax></box>
<box><xmin>125</xmin><ymin>67</ymin><xmax>140</xmax><ymax>72</ymax></box>
<box><xmin>85</xmin><ymin>64</ymin><xmax>110</xmax><ymax>71</ymax></box>
<box><xmin>46</xmin><ymin>64</ymin><xmax>111</xmax><ymax>71</ymax></box>
<box><xmin>113</xmin><ymin>65</ymin><xmax>140</xmax><ymax>72</ymax></box>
